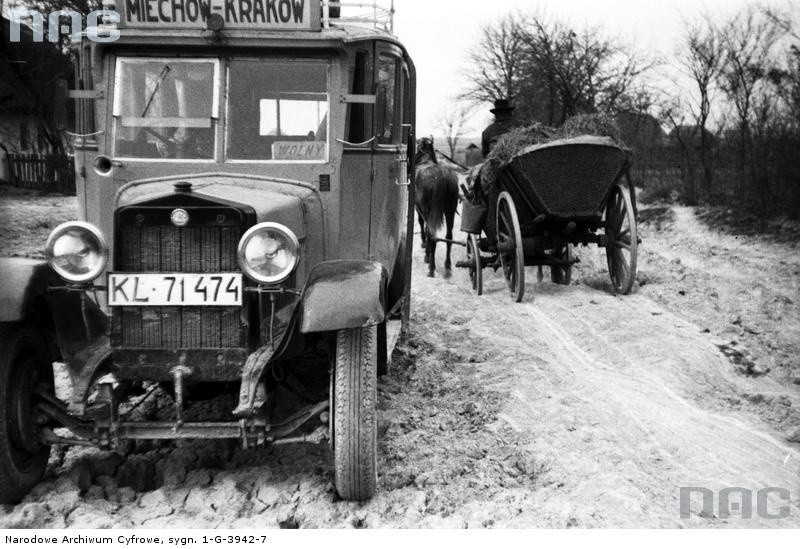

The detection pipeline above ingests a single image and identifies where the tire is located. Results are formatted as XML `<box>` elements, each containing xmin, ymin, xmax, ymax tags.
<box><xmin>496</xmin><ymin>191</ymin><xmax>525</xmax><ymax>302</ymax></box>
<box><xmin>604</xmin><ymin>184</ymin><xmax>638</xmax><ymax>295</ymax></box>
<box><xmin>0</xmin><ymin>324</ymin><xmax>54</xmax><ymax>504</ymax></box>
<box><xmin>465</xmin><ymin>233</ymin><xmax>483</xmax><ymax>295</ymax></box>
<box><xmin>332</xmin><ymin>325</ymin><xmax>378</xmax><ymax>501</ymax></box>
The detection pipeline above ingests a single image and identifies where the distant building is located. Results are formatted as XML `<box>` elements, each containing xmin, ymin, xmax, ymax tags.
<box><xmin>464</xmin><ymin>143</ymin><xmax>482</xmax><ymax>167</ymax></box>
<box><xmin>436</xmin><ymin>138</ymin><xmax>482</xmax><ymax>168</ymax></box>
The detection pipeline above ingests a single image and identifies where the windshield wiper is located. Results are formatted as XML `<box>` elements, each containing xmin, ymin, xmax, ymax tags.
<box><xmin>140</xmin><ymin>64</ymin><xmax>172</xmax><ymax>117</ymax></box>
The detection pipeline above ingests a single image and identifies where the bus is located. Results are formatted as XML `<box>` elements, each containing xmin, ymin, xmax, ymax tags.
<box><xmin>0</xmin><ymin>0</ymin><xmax>415</xmax><ymax>503</ymax></box>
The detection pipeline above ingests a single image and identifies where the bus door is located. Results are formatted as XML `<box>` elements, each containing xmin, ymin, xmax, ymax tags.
<box><xmin>369</xmin><ymin>44</ymin><xmax>409</xmax><ymax>272</ymax></box>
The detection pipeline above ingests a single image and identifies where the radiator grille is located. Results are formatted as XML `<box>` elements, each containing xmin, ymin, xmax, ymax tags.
<box><xmin>112</xmin><ymin>307</ymin><xmax>243</xmax><ymax>348</ymax></box>
<box><xmin>112</xmin><ymin>224</ymin><xmax>245</xmax><ymax>349</ymax></box>
<box><xmin>118</xmin><ymin>226</ymin><xmax>241</xmax><ymax>272</ymax></box>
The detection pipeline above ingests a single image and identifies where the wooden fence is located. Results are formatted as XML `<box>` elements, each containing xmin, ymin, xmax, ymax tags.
<box><xmin>7</xmin><ymin>153</ymin><xmax>75</xmax><ymax>194</ymax></box>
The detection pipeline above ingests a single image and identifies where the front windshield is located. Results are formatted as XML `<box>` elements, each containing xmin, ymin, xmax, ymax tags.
<box><xmin>226</xmin><ymin>59</ymin><xmax>329</xmax><ymax>162</ymax></box>
<box><xmin>113</xmin><ymin>58</ymin><xmax>218</xmax><ymax>160</ymax></box>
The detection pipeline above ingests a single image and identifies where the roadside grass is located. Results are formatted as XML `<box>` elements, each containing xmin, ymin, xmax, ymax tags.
<box><xmin>0</xmin><ymin>185</ymin><xmax>78</xmax><ymax>259</ymax></box>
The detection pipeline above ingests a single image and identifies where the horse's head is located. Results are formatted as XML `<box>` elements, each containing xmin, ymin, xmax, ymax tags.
<box><xmin>415</xmin><ymin>136</ymin><xmax>437</xmax><ymax>164</ymax></box>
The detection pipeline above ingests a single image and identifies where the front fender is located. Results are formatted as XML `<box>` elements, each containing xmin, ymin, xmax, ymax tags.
<box><xmin>0</xmin><ymin>258</ymin><xmax>58</xmax><ymax>323</ymax></box>
<box><xmin>0</xmin><ymin>258</ymin><xmax>110</xmax><ymax>411</ymax></box>
<box><xmin>299</xmin><ymin>260</ymin><xmax>387</xmax><ymax>333</ymax></box>
<box><xmin>0</xmin><ymin>257</ymin><xmax>107</xmax><ymax>357</ymax></box>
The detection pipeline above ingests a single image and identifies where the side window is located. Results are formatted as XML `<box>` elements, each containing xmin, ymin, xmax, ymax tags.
<box><xmin>376</xmin><ymin>54</ymin><xmax>398</xmax><ymax>145</ymax></box>
<box><xmin>346</xmin><ymin>50</ymin><xmax>370</xmax><ymax>144</ymax></box>
<box><xmin>401</xmin><ymin>64</ymin><xmax>411</xmax><ymax>146</ymax></box>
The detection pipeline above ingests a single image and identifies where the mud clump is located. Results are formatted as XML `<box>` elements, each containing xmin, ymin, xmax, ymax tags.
<box><xmin>0</xmin><ymin>503</ymin><xmax>49</xmax><ymax>529</ymax></box>
<box><xmin>278</xmin><ymin>516</ymin><xmax>300</xmax><ymax>529</ymax></box>
<box><xmin>116</xmin><ymin>454</ymin><xmax>159</xmax><ymax>492</ymax></box>
<box><xmin>67</xmin><ymin>460</ymin><xmax>93</xmax><ymax>492</ymax></box>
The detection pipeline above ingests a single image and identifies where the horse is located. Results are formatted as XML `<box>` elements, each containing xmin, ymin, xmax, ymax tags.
<box><xmin>414</xmin><ymin>137</ymin><xmax>460</xmax><ymax>278</ymax></box>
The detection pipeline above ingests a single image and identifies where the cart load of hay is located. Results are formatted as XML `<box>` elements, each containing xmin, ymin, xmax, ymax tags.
<box><xmin>461</xmin><ymin>113</ymin><xmax>631</xmax><ymax>233</ymax></box>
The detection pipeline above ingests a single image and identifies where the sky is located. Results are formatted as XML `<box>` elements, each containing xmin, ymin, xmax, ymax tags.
<box><xmin>392</xmin><ymin>0</ymin><xmax>792</xmax><ymax>138</ymax></box>
<box><xmin>0</xmin><ymin>0</ymin><xmax>792</xmax><ymax>138</ymax></box>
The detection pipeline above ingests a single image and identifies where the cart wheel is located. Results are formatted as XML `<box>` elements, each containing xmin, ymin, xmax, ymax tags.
<box><xmin>496</xmin><ymin>192</ymin><xmax>525</xmax><ymax>302</ymax></box>
<box><xmin>604</xmin><ymin>183</ymin><xmax>638</xmax><ymax>295</ymax></box>
<box><xmin>550</xmin><ymin>244</ymin><xmax>573</xmax><ymax>285</ymax></box>
<box><xmin>0</xmin><ymin>324</ymin><xmax>54</xmax><ymax>505</ymax></box>
<box><xmin>332</xmin><ymin>325</ymin><xmax>378</xmax><ymax>501</ymax></box>
<box><xmin>465</xmin><ymin>233</ymin><xmax>483</xmax><ymax>296</ymax></box>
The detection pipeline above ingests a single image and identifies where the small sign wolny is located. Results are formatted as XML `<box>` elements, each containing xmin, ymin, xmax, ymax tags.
<box><xmin>680</xmin><ymin>487</ymin><xmax>792</xmax><ymax>519</ymax></box>
<box><xmin>8</xmin><ymin>8</ymin><xmax>120</xmax><ymax>43</ymax></box>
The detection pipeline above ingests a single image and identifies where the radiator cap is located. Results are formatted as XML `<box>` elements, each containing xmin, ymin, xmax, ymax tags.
<box><xmin>174</xmin><ymin>181</ymin><xmax>192</xmax><ymax>193</ymax></box>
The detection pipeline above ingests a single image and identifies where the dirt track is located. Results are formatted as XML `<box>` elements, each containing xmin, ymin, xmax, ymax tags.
<box><xmin>406</xmin><ymin>206</ymin><xmax>800</xmax><ymax>527</ymax></box>
<box><xmin>414</xmin><ymin>257</ymin><xmax>800</xmax><ymax>527</ymax></box>
<box><xmin>0</xmin><ymin>194</ymin><xmax>798</xmax><ymax>528</ymax></box>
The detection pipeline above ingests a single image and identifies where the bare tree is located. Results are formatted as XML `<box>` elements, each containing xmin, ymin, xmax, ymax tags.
<box><xmin>760</xmin><ymin>7</ymin><xmax>800</xmax><ymax>130</ymax></box>
<box><xmin>675</xmin><ymin>13</ymin><xmax>725</xmax><ymax>196</ymax></box>
<box><xmin>658</xmin><ymin>5</ymin><xmax>798</xmax><ymax>211</ymax></box>
<box><xmin>436</xmin><ymin>105</ymin><xmax>472</xmax><ymax>160</ymax></box>
<box><xmin>717</xmin><ymin>6</ymin><xmax>785</xmax><ymax>201</ymax></box>
<box><xmin>1</xmin><ymin>0</ymin><xmax>101</xmax><ymax>182</ymax></box>
<box><xmin>463</xmin><ymin>11</ymin><xmax>652</xmax><ymax>126</ymax></box>
<box><xmin>460</xmin><ymin>13</ymin><xmax>526</xmax><ymax>105</ymax></box>
<box><xmin>658</xmin><ymin>96</ymin><xmax>701</xmax><ymax>205</ymax></box>
<box><xmin>0</xmin><ymin>15</ymin><xmax>72</xmax><ymax>158</ymax></box>
<box><xmin>776</xmin><ymin>44</ymin><xmax>800</xmax><ymax>128</ymax></box>
<box><xmin>519</xmin><ymin>14</ymin><xmax>653</xmax><ymax>124</ymax></box>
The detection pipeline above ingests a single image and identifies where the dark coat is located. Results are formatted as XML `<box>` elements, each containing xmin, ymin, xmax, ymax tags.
<box><xmin>481</xmin><ymin>115</ymin><xmax>520</xmax><ymax>157</ymax></box>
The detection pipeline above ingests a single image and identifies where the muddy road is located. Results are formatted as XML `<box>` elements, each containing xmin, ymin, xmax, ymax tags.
<box><xmin>0</xmin><ymin>192</ymin><xmax>798</xmax><ymax>528</ymax></box>
<box><xmin>406</xmin><ymin>206</ymin><xmax>800</xmax><ymax>527</ymax></box>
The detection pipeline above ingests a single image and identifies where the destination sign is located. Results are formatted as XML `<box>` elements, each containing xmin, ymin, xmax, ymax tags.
<box><xmin>115</xmin><ymin>0</ymin><xmax>319</xmax><ymax>30</ymax></box>
<box><xmin>272</xmin><ymin>141</ymin><xmax>327</xmax><ymax>160</ymax></box>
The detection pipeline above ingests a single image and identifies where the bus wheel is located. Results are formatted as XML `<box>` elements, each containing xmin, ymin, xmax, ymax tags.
<box><xmin>0</xmin><ymin>324</ymin><xmax>54</xmax><ymax>504</ymax></box>
<box><xmin>332</xmin><ymin>325</ymin><xmax>378</xmax><ymax>501</ymax></box>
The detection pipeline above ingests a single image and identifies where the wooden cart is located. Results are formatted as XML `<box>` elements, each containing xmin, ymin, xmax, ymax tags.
<box><xmin>460</xmin><ymin>136</ymin><xmax>639</xmax><ymax>302</ymax></box>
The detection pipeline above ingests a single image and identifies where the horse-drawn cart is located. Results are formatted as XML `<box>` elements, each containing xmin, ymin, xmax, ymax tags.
<box><xmin>460</xmin><ymin>135</ymin><xmax>639</xmax><ymax>302</ymax></box>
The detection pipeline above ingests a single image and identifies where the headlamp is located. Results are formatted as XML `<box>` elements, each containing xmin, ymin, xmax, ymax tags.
<box><xmin>45</xmin><ymin>221</ymin><xmax>109</xmax><ymax>283</ymax></box>
<box><xmin>237</xmin><ymin>222</ymin><xmax>300</xmax><ymax>284</ymax></box>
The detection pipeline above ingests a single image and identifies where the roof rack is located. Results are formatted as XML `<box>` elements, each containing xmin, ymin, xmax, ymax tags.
<box><xmin>322</xmin><ymin>0</ymin><xmax>395</xmax><ymax>33</ymax></box>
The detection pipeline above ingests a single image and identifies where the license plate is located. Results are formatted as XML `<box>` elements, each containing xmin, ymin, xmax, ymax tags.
<box><xmin>108</xmin><ymin>273</ymin><xmax>243</xmax><ymax>306</ymax></box>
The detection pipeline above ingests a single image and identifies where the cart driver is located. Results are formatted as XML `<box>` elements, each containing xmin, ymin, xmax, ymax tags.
<box><xmin>481</xmin><ymin>98</ymin><xmax>519</xmax><ymax>157</ymax></box>
<box><xmin>478</xmin><ymin>99</ymin><xmax>521</xmax><ymax>252</ymax></box>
